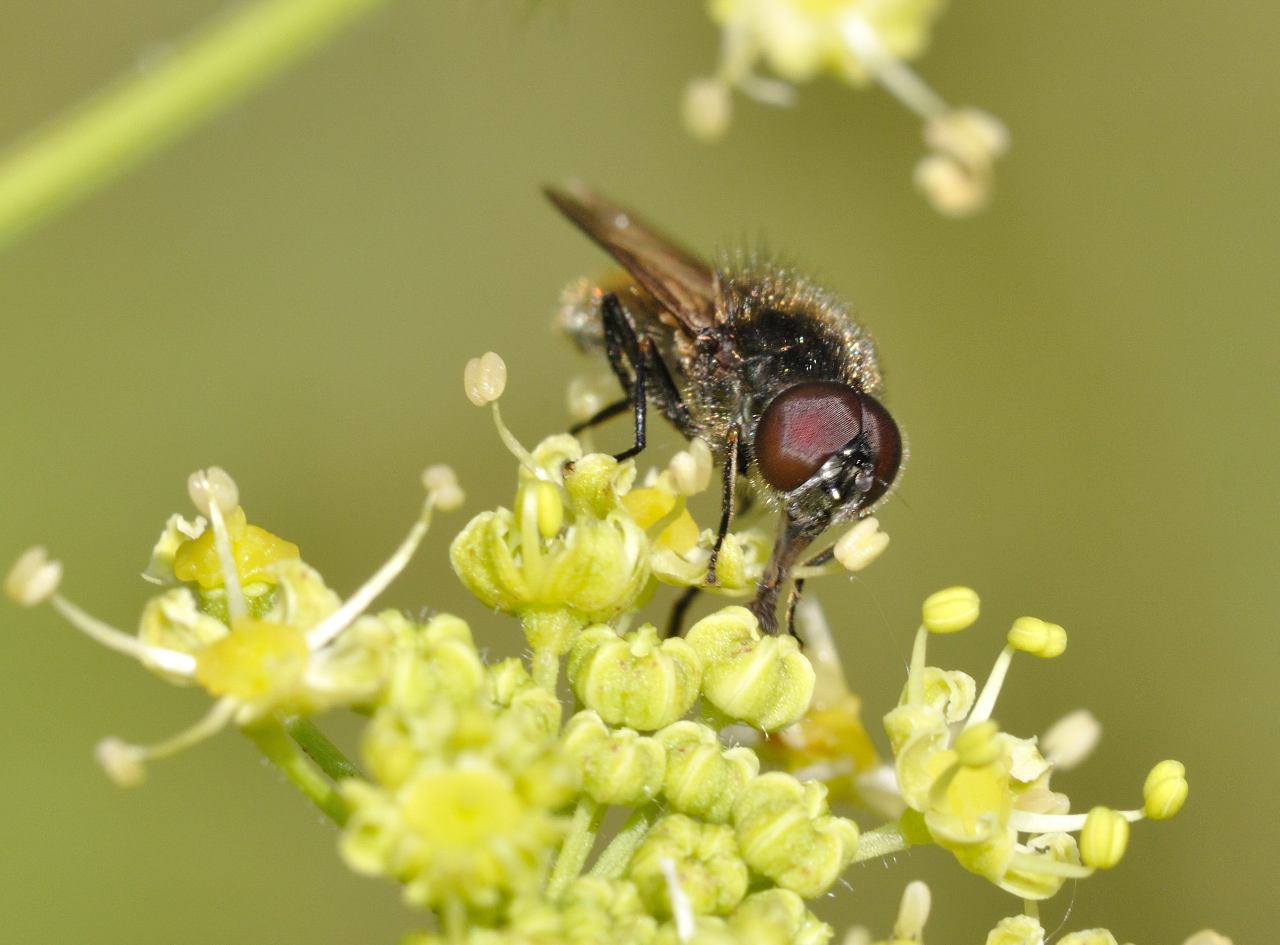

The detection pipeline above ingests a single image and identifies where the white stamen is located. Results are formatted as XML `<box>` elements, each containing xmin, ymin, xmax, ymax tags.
<box><xmin>795</xmin><ymin>597</ymin><xmax>849</xmax><ymax>709</ymax></box>
<box><xmin>838</xmin><ymin>15</ymin><xmax>948</xmax><ymax>119</ymax></box>
<box><xmin>421</xmin><ymin>464</ymin><xmax>465</xmax><ymax>511</ymax></box>
<box><xmin>1183</xmin><ymin>932</ymin><xmax>1234</xmax><ymax>945</ymax></box>
<box><xmin>834</xmin><ymin>517</ymin><xmax>890</xmax><ymax>572</ymax></box>
<box><xmin>186</xmin><ymin>466</ymin><xmax>239</xmax><ymax>517</ymax></box>
<box><xmin>669</xmin><ymin>440</ymin><xmax>713</xmax><ymax>497</ymax></box>
<box><xmin>906</xmin><ymin>624</ymin><xmax>929</xmax><ymax>705</ymax></box>
<box><xmin>1009</xmin><ymin>807</ymin><xmax>1143</xmax><ymax>835</ymax></box>
<box><xmin>463</xmin><ymin>351</ymin><xmax>507</xmax><ymax>407</ymax></box>
<box><xmin>205</xmin><ymin>497</ymin><xmax>247</xmax><ymax>623</ymax></box>
<box><xmin>306</xmin><ymin>503</ymin><xmax>433</xmax><ymax>649</ymax></box>
<box><xmin>893</xmin><ymin>880</ymin><xmax>931</xmax><ymax>941</ymax></box>
<box><xmin>49</xmin><ymin>594</ymin><xmax>195</xmax><ymax>675</ymax></box>
<box><xmin>5</xmin><ymin>546</ymin><xmax>63</xmax><ymax>606</ymax></box>
<box><xmin>96</xmin><ymin>698</ymin><xmax>237</xmax><ymax>786</ymax></box>
<box><xmin>1041</xmin><ymin>708</ymin><xmax>1102</xmax><ymax>771</ymax></box>
<box><xmin>660</xmin><ymin>857</ymin><xmax>695</xmax><ymax>943</ymax></box>
<box><xmin>682</xmin><ymin>77</ymin><xmax>733</xmax><ymax>142</ymax></box>
<box><xmin>491</xmin><ymin>402</ymin><xmax>543</xmax><ymax>478</ymax></box>
<box><xmin>842</xmin><ymin>928</ymin><xmax>873</xmax><ymax>945</ymax></box>
<box><xmin>965</xmin><ymin>645</ymin><xmax>1015</xmax><ymax>728</ymax></box>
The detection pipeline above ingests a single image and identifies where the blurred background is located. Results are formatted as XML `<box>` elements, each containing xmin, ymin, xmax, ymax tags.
<box><xmin>1</xmin><ymin>2</ymin><xmax>1275</xmax><ymax>942</ymax></box>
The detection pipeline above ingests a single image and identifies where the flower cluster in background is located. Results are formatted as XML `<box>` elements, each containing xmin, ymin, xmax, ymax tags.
<box><xmin>4</xmin><ymin>353</ymin><xmax>1217</xmax><ymax>945</ymax></box>
<box><xmin>687</xmin><ymin>0</ymin><xmax>1010</xmax><ymax>217</ymax></box>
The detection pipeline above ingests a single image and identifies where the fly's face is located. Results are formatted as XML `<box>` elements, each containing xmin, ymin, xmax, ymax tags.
<box><xmin>753</xmin><ymin>380</ymin><xmax>902</xmax><ymax>537</ymax></box>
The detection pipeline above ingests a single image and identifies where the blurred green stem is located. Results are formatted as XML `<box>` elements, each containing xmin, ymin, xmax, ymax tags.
<box><xmin>284</xmin><ymin>715</ymin><xmax>362</xmax><ymax>781</ymax></box>
<box><xmin>248</xmin><ymin>720</ymin><xmax>350</xmax><ymax>825</ymax></box>
<box><xmin>0</xmin><ymin>0</ymin><xmax>391</xmax><ymax>250</ymax></box>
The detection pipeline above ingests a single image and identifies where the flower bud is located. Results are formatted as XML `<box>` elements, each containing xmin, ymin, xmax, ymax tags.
<box><xmin>568</xmin><ymin>625</ymin><xmax>702</xmax><ymax>731</ymax></box>
<box><xmin>1007</xmin><ymin>616</ymin><xmax>1067</xmax><ymax>658</ymax></box>
<box><xmin>1058</xmin><ymin>932</ymin><xmax>1121</xmax><ymax>945</ymax></box>
<box><xmin>984</xmin><ymin>915</ymin><xmax>1046</xmax><ymax>945</ymax></box>
<box><xmin>833</xmin><ymin>517</ymin><xmax>890</xmax><ymax>572</ymax></box>
<box><xmin>729</xmin><ymin>889</ymin><xmax>831</xmax><ymax>945</ymax></box>
<box><xmin>732</xmin><ymin>772</ymin><xmax>859</xmax><ymax>897</ymax></box>
<box><xmin>921</xmin><ymin>586</ymin><xmax>980</xmax><ymax>633</ymax></box>
<box><xmin>464</xmin><ymin>351</ymin><xmax>507</xmax><ymax>406</ymax></box>
<box><xmin>628</xmin><ymin>814</ymin><xmax>748</xmax><ymax>917</ymax></box>
<box><xmin>893</xmin><ymin>880</ymin><xmax>931</xmax><ymax>941</ymax></box>
<box><xmin>1143</xmin><ymin>759</ymin><xmax>1188</xmax><ymax>820</ymax></box>
<box><xmin>656</xmin><ymin>720</ymin><xmax>760</xmax><ymax>823</ymax></box>
<box><xmin>685</xmin><ymin>607</ymin><xmax>815</xmax><ymax>731</ymax></box>
<box><xmin>559</xmin><ymin>876</ymin><xmax>657</xmax><ymax>944</ymax></box>
<box><xmin>1080</xmin><ymin>806</ymin><xmax>1129</xmax><ymax>869</ymax></box>
<box><xmin>1182</xmin><ymin>933</ymin><xmax>1233</xmax><ymax>945</ymax></box>
<box><xmin>5</xmin><ymin>546</ymin><xmax>63</xmax><ymax>607</ymax></box>
<box><xmin>563</xmin><ymin>711</ymin><xmax>667</xmax><ymax>806</ymax></box>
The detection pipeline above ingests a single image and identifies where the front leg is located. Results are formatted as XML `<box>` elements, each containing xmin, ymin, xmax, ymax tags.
<box><xmin>706</xmin><ymin>426</ymin><xmax>739</xmax><ymax>586</ymax></box>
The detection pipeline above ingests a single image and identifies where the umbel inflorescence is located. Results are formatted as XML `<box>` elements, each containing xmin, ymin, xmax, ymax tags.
<box><xmin>6</xmin><ymin>352</ymin><xmax>1209</xmax><ymax>945</ymax></box>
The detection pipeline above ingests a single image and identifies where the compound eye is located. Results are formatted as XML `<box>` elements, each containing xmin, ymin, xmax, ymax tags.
<box><xmin>755</xmin><ymin>381</ymin><xmax>868</xmax><ymax>492</ymax></box>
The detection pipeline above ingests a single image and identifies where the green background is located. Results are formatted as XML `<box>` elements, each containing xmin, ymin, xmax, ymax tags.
<box><xmin>1</xmin><ymin>2</ymin><xmax>1274</xmax><ymax>942</ymax></box>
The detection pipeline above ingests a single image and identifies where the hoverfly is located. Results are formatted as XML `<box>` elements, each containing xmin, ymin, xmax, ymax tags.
<box><xmin>548</xmin><ymin>185</ymin><xmax>903</xmax><ymax>636</ymax></box>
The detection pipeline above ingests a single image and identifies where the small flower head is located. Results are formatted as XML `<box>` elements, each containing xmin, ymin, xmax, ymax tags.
<box><xmin>5</xmin><ymin>546</ymin><xmax>62</xmax><ymax>607</ymax></box>
<box><xmin>985</xmin><ymin>915</ymin><xmax>1046</xmax><ymax>945</ymax></box>
<box><xmin>656</xmin><ymin>720</ymin><xmax>761</xmax><ymax>823</ymax></box>
<box><xmin>628</xmin><ymin>814</ymin><xmax>749</xmax><ymax>918</ymax></box>
<box><xmin>733</xmin><ymin>772</ymin><xmax>859</xmax><ymax>897</ymax></box>
<box><xmin>685</xmin><ymin>606</ymin><xmax>815</xmax><ymax>731</ymax></box>
<box><xmin>563</xmin><ymin>710</ymin><xmax>667</xmax><ymax>806</ymax></box>
<box><xmin>568</xmin><ymin>624</ymin><xmax>702</xmax><ymax>731</ymax></box>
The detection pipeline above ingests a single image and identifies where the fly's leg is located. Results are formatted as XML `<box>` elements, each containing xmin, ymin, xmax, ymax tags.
<box><xmin>569</xmin><ymin>398</ymin><xmax>630</xmax><ymax>436</ymax></box>
<box><xmin>784</xmin><ymin>579</ymin><xmax>806</xmax><ymax>642</ymax></box>
<box><xmin>599</xmin><ymin>293</ymin><xmax>689</xmax><ymax>462</ymax></box>
<box><xmin>706</xmin><ymin>427</ymin><xmax>739</xmax><ymax>586</ymax></box>
<box><xmin>664</xmin><ymin>585</ymin><xmax>701</xmax><ymax>638</ymax></box>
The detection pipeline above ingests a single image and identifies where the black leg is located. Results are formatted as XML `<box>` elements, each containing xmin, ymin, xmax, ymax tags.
<box><xmin>751</xmin><ymin>515</ymin><xmax>815</xmax><ymax>635</ymax></box>
<box><xmin>665</xmin><ymin>585</ymin><xmax>701</xmax><ymax>638</ymax></box>
<box><xmin>569</xmin><ymin>397</ymin><xmax>631</xmax><ymax>436</ymax></box>
<box><xmin>784</xmin><ymin>579</ymin><xmax>806</xmax><ymax>642</ymax></box>
<box><xmin>706</xmin><ymin>426</ymin><xmax>739</xmax><ymax>586</ymax></box>
<box><xmin>598</xmin><ymin>293</ymin><xmax>690</xmax><ymax>462</ymax></box>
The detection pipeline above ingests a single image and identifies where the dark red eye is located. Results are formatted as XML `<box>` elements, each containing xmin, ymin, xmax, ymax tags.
<box><xmin>755</xmin><ymin>381</ymin><xmax>901</xmax><ymax>499</ymax></box>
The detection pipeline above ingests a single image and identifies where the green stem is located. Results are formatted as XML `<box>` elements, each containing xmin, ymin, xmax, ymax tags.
<box><xmin>852</xmin><ymin>820</ymin><xmax>912</xmax><ymax>862</ymax></box>
<box><xmin>246</xmin><ymin>720</ymin><xmax>350</xmax><ymax>825</ymax></box>
<box><xmin>532</xmin><ymin>647</ymin><xmax>560</xmax><ymax>691</ymax></box>
<box><xmin>441</xmin><ymin>897</ymin><xmax>468</xmax><ymax>945</ymax></box>
<box><xmin>0</xmin><ymin>0</ymin><xmax>392</xmax><ymax>250</ymax></box>
<box><xmin>546</xmin><ymin>796</ymin><xmax>603</xmax><ymax>898</ymax></box>
<box><xmin>590</xmin><ymin>804</ymin><xmax>659</xmax><ymax>879</ymax></box>
<box><xmin>284</xmin><ymin>715</ymin><xmax>362</xmax><ymax>782</ymax></box>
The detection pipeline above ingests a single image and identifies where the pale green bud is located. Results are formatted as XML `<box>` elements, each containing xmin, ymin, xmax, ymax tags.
<box><xmin>656</xmin><ymin>720</ymin><xmax>760</xmax><ymax>823</ymax></box>
<box><xmin>732</xmin><ymin>772</ymin><xmax>859</xmax><ymax>897</ymax></box>
<box><xmin>628</xmin><ymin>814</ymin><xmax>749</xmax><ymax>917</ymax></box>
<box><xmin>568</xmin><ymin>625</ymin><xmax>702</xmax><ymax>731</ymax></box>
<box><xmin>137</xmin><ymin>588</ymin><xmax>228</xmax><ymax>680</ymax></box>
<box><xmin>653</xmin><ymin>917</ymin><xmax>734</xmax><ymax>945</ymax></box>
<box><xmin>685</xmin><ymin>607</ymin><xmax>815</xmax><ymax>731</ymax></box>
<box><xmin>559</xmin><ymin>877</ymin><xmax>658</xmax><ymax>945</ymax></box>
<box><xmin>730</xmin><ymin>889</ymin><xmax>833</xmax><ymax>945</ymax></box>
<box><xmin>562</xmin><ymin>450</ymin><xmax>635</xmax><ymax>519</ymax></box>
<box><xmin>985</xmin><ymin>915</ymin><xmax>1047</xmax><ymax>945</ymax></box>
<box><xmin>385</xmin><ymin>612</ymin><xmax>486</xmax><ymax>711</ymax></box>
<box><xmin>1059</xmin><ymin>932</ymin><xmax>1121</xmax><ymax>945</ymax></box>
<box><xmin>488</xmin><ymin>657</ymin><xmax>535</xmax><ymax>706</ymax></box>
<box><xmin>563</xmin><ymin>711</ymin><xmax>667</xmax><ymax>806</ymax></box>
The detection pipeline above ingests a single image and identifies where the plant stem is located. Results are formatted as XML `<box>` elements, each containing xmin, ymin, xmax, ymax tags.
<box><xmin>247</xmin><ymin>720</ymin><xmax>350</xmax><ymax>825</ymax></box>
<box><xmin>0</xmin><ymin>0</ymin><xmax>392</xmax><ymax>250</ymax></box>
<box><xmin>532</xmin><ymin>647</ymin><xmax>560</xmax><ymax>691</ymax></box>
<box><xmin>590</xmin><ymin>804</ymin><xmax>659</xmax><ymax>879</ymax></box>
<box><xmin>546</xmin><ymin>796</ymin><xmax>603</xmax><ymax>898</ymax></box>
<box><xmin>441</xmin><ymin>898</ymin><xmax>468</xmax><ymax>945</ymax></box>
<box><xmin>852</xmin><ymin>820</ymin><xmax>911</xmax><ymax>862</ymax></box>
<box><xmin>284</xmin><ymin>715</ymin><xmax>362</xmax><ymax>781</ymax></box>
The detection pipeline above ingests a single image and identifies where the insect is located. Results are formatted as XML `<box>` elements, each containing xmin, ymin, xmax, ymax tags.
<box><xmin>548</xmin><ymin>185</ymin><xmax>903</xmax><ymax>636</ymax></box>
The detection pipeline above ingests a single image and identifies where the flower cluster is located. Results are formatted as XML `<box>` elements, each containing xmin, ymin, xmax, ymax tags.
<box><xmin>3</xmin><ymin>352</ymin><xmax>1214</xmax><ymax>944</ymax></box>
<box><xmin>687</xmin><ymin>0</ymin><xmax>1010</xmax><ymax>216</ymax></box>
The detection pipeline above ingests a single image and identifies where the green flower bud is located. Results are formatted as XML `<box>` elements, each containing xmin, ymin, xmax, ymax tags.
<box><xmin>1058</xmin><ymin>932</ymin><xmax>1121</xmax><ymax>945</ymax></box>
<box><xmin>488</xmin><ymin>656</ymin><xmax>535</xmax><ymax>706</ymax></box>
<box><xmin>732</xmin><ymin>772</ymin><xmax>859</xmax><ymax>897</ymax></box>
<box><xmin>568</xmin><ymin>625</ymin><xmax>702</xmax><ymax>731</ymax></box>
<box><xmin>730</xmin><ymin>889</ymin><xmax>833</xmax><ymax>945</ymax></box>
<box><xmin>656</xmin><ymin>720</ymin><xmax>760</xmax><ymax>823</ymax></box>
<box><xmin>628</xmin><ymin>814</ymin><xmax>749</xmax><ymax>917</ymax></box>
<box><xmin>385</xmin><ymin>612</ymin><xmax>486</xmax><ymax>711</ymax></box>
<box><xmin>563</xmin><ymin>711</ymin><xmax>667</xmax><ymax>806</ymax></box>
<box><xmin>985</xmin><ymin>915</ymin><xmax>1047</xmax><ymax>945</ymax></box>
<box><xmin>685</xmin><ymin>607</ymin><xmax>815</xmax><ymax>731</ymax></box>
<box><xmin>559</xmin><ymin>877</ymin><xmax>658</xmax><ymax>945</ymax></box>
